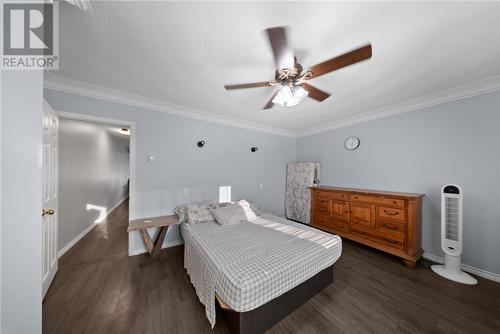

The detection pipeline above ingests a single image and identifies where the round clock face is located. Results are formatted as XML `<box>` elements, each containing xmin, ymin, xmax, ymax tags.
<box><xmin>344</xmin><ymin>137</ymin><xmax>360</xmax><ymax>150</ymax></box>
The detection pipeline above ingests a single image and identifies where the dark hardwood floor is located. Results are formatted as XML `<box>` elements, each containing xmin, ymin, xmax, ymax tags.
<box><xmin>43</xmin><ymin>200</ymin><xmax>500</xmax><ymax>334</ymax></box>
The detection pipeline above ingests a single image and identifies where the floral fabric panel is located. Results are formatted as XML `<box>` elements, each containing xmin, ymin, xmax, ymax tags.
<box><xmin>285</xmin><ymin>162</ymin><xmax>320</xmax><ymax>224</ymax></box>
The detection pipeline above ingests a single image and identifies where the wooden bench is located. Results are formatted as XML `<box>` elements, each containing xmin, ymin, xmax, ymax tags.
<box><xmin>127</xmin><ymin>215</ymin><xmax>178</xmax><ymax>257</ymax></box>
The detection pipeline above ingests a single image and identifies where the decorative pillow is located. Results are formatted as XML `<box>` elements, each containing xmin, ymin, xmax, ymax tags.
<box><xmin>212</xmin><ymin>201</ymin><xmax>257</xmax><ymax>225</ymax></box>
<box><xmin>174</xmin><ymin>200</ymin><xmax>215</xmax><ymax>224</ymax></box>
<box><xmin>239</xmin><ymin>199</ymin><xmax>263</xmax><ymax>217</ymax></box>
<box><xmin>186</xmin><ymin>205</ymin><xmax>216</xmax><ymax>224</ymax></box>
<box><xmin>208</xmin><ymin>201</ymin><xmax>233</xmax><ymax>210</ymax></box>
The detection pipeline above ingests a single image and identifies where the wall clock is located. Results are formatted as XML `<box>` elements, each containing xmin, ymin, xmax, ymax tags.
<box><xmin>344</xmin><ymin>137</ymin><xmax>360</xmax><ymax>151</ymax></box>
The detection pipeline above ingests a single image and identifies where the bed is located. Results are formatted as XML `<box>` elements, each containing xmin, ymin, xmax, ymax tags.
<box><xmin>180</xmin><ymin>211</ymin><xmax>342</xmax><ymax>333</ymax></box>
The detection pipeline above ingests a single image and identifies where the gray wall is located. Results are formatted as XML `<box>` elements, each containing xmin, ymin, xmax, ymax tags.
<box><xmin>1</xmin><ymin>71</ymin><xmax>43</xmax><ymax>333</ymax></box>
<box><xmin>297</xmin><ymin>91</ymin><xmax>500</xmax><ymax>276</ymax></box>
<box><xmin>44</xmin><ymin>90</ymin><xmax>297</xmax><ymax>254</ymax></box>
<box><xmin>59</xmin><ymin>119</ymin><xmax>130</xmax><ymax>251</ymax></box>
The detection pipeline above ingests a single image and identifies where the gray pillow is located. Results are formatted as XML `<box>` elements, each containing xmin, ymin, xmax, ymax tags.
<box><xmin>212</xmin><ymin>201</ymin><xmax>257</xmax><ymax>225</ymax></box>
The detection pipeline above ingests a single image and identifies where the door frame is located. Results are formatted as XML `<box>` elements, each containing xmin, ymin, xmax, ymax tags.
<box><xmin>55</xmin><ymin>111</ymin><xmax>137</xmax><ymax>254</ymax></box>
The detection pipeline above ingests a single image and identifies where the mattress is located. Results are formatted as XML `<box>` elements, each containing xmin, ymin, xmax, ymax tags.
<box><xmin>180</xmin><ymin>213</ymin><xmax>342</xmax><ymax>327</ymax></box>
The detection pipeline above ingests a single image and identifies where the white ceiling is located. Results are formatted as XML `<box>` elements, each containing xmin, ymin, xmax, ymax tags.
<box><xmin>51</xmin><ymin>1</ymin><xmax>500</xmax><ymax>134</ymax></box>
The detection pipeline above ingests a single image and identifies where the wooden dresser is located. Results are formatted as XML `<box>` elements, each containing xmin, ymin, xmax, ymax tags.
<box><xmin>310</xmin><ymin>186</ymin><xmax>424</xmax><ymax>267</ymax></box>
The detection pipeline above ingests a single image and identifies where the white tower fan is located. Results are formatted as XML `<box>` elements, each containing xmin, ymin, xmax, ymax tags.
<box><xmin>431</xmin><ymin>185</ymin><xmax>477</xmax><ymax>285</ymax></box>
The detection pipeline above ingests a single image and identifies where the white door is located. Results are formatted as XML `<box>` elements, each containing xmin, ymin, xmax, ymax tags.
<box><xmin>42</xmin><ymin>100</ymin><xmax>58</xmax><ymax>297</ymax></box>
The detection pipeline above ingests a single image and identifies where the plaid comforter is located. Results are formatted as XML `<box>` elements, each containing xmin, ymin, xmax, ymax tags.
<box><xmin>180</xmin><ymin>213</ymin><xmax>342</xmax><ymax>328</ymax></box>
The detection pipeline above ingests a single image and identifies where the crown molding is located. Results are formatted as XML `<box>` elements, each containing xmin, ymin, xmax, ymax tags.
<box><xmin>44</xmin><ymin>73</ymin><xmax>500</xmax><ymax>139</ymax></box>
<box><xmin>43</xmin><ymin>73</ymin><xmax>297</xmax><ymax>138</ymax></box>
<box><xmin>297</xmin><ymin>75</ymin><xmax>500</xmax><ymax>137</ymax></box>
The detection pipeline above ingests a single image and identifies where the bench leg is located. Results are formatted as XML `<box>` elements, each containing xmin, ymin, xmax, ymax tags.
<box><xmin>140</xmin><ymin>230</ymin><xmax>154</xmax><ymax>254</ymax></box>
<box><xmin>140</xmin><ymin>226</ymin><xmax>169</xmax><ymax>256</ymax></box>
<box><xmin>151</xmin><ymin>226</ymin><xmax>169</xmax><ymax>257</ymax></box>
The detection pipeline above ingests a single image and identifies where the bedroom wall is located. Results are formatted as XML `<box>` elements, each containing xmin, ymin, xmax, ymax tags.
<box><xmin>44</xmin><ymin>90</ymin><xmax>297</xmax><ymax>255</ymax></box>
<box><xmin>296</xmin><ymin>91</ymin><xmax>500</xmax><ymax>277</ymax></box>
<box><xmin>58</xmin><ymin>118</ymin><xmax>130</xmax><ymax>254</ymax></box>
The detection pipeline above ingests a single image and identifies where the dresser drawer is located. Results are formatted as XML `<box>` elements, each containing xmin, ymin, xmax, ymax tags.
<box><xmin>329</xmin><ymin>192</ymin><xmax>348</xmax><ymax>200</ymax></box>
<box><xmin>316</xmin><ymin>190</ymin><xmax>348</xmax><ymax>200</ymax></box>
<box><xmin>315</xmin><ymin>205</ymin><xmax>330</xmax><ymax>216</ymax></box>
<box><xmin>377</xmin><ymin>233</ymin><xmax>405</xmax><ymax>250</ymax></box>
<box><xmin>313</xmin><ymin>215</ymin><xmax>331</xmax><ymax>228</ymax></box>
<box><xmin>350</xmin><ymin>226</ymin><xmax>376</xmax><ymax>240</ymax></box>
<box><xmin>313</xmin><ymin>216</ymin><xmax>348</xmax><ymax>234</ymax></box>
<box><xmin>330</xmin><ymin>220</ymin><xmax>349</xmax><ymax>233</ymax></box>
<box><xmin>379</xmin><ymin>206</ymin><xmax>406</xmax><ymax>222</ymax></box>
<box><xmin>378</xmin><ymin>220</ymin><xmax>405</xmax><ymax>234</ymax></box>
<box><xmin>350</xmin><ymin>194</ymin><xmax>405</xmax><ymax>207</ymax></box>
<box><xmin>314</xmin><ymin>196</ymin><xmax>330</xmax><ymax>208</ymax></box>
<box><xmin>350</xmin><ymin>226</ymin><xmax>404</xmax><ymax>250</ymax></box>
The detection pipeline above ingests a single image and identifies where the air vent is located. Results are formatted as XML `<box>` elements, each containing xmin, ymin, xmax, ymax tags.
<box><xmin>444</xmin><ymin>197</ymin><xmax>459</xmax><ymax>241</ymax></box>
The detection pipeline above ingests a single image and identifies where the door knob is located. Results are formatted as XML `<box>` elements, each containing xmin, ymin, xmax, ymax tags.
<box><xmin>42</xmin><ymin>209</ymin><xmax>55</xmax><ymax>216</ymax></box>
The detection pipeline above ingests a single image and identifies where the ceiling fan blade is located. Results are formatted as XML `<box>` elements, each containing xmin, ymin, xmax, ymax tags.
<box><xmin>307</xmin><ymin>44</ymin><xmax>372</xmax><ymax>79</ymax></box>
<box><xmin>266</xmin><ymin>27</ymin><xmax>294</xmax><ymax>70</ymax></box>
<box><xmin>263</xmin><ymin>90</ymin><xmax>279</xmax><ymax>109</ymax></box>
<box><xmin>301</xmin><ymin>83</ymin><xmax>330</xmax><ymax>102</ymax></box>
<box><xmin>224</xmin><ymin>81</ymin><xmax>272</xmax><ymax>90</ymax></box>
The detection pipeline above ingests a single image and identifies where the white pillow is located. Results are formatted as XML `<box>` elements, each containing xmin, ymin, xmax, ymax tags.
<box><xmin>212</xmin><ymin>201</ymin><xmax>257</xmax><ymax>225</ymax></box>
<box><xmin>236</xmin><ymin>200</ymin><xmax>259</xmax><ymax>218</ymax></box>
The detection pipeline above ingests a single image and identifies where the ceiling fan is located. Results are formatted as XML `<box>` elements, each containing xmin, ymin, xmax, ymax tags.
<box><xmin>224</xmin><ymin>27</ymin><xmax>372</xmax><ymax>109</ymax></box>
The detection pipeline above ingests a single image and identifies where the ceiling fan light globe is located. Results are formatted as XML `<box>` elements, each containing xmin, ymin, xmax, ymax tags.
<box><xmin>272</xmin><ymin>85</ymin><xmax>292</xmax><ymax>107</ymax></box>
<box><xmin>291</xmin><ymin>86</ymin><xmax>309</xmax><ymax>105</ymax></box>
<box><xmin>272</xmin><ymin>85</ymin><xmax>308</xmax><ymax>107</ymax></box>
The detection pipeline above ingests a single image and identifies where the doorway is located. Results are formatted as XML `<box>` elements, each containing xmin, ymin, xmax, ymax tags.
<box><xmin>42</xmin><ymin>109</ymin><xmax>136</xmax><ymax>297</ymax></box>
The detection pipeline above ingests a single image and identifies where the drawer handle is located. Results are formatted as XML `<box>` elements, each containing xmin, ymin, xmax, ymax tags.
<box><xmin>383</xmin><ymin>210</ymin><xmax>399</xmax><ymax>216</ymax></box>
<box><xmin>318</xmin><ymin>198</ymin><xmax>327</xmax><ymax>203</ymax></box>
<box><xmin>353</xmin><ymin>229</ymin><xmax>366</xmax><ymax>235</ymax></box>
<box><xmin>334</xmin><ymin>223</ymin><xmax>344</xmax><ymax>228</ymax></box>
<box><xmin>382</xmin><ymin>224</ymin><xmax>398</xmax><ymax>230</ymax></box>
<box><xmin>383</xmin><ymin>237</ymin><xmax>398</xmax><ymax>244</ymax></box>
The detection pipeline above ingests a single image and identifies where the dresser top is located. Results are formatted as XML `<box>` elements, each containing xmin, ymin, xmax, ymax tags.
<box><xmin>310</xmin><ymin>185</ymin><xmax>425</xmax><ymax>198</ymax></box>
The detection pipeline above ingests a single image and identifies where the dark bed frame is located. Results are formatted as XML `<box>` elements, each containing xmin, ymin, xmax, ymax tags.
<box><xmin>216</xmin><ymin>264</ymin><xmax>334</xmax><ymax>334</ymax></box>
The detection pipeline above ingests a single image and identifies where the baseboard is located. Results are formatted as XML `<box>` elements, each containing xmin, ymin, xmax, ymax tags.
<box><xmin>57</xmin><ymin>221</ymin><xmax>98</xmax><ymax>258</ymax></box>
<box><xmin>107</xmin><ymin>196</ymin><xmax>129</xmax><ymax>217</ymax></box>
<box><xmin>128</xmin><ymin>238</ymin><xmax>184</xmax><ymax>256</ymax></box>
<box><xmin>423</xmin><ymin>252</ymin><xmax>500</xmax><ymax>283</ymax></box>
<box><xmin>57</xmin><ymin>196</ymin><xmax>128</xmax><ymax>259</ymax></box>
